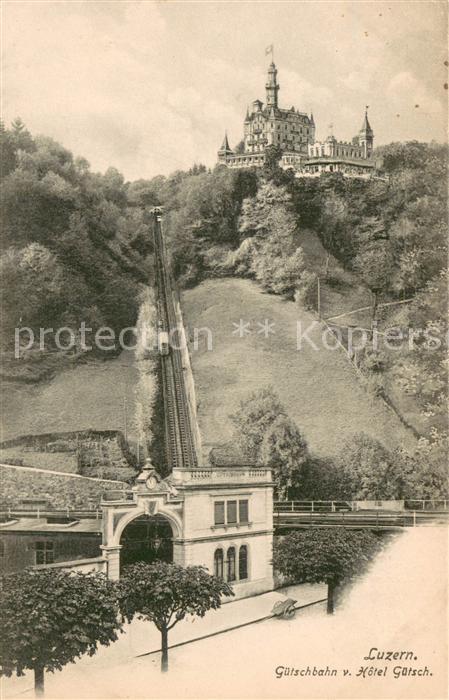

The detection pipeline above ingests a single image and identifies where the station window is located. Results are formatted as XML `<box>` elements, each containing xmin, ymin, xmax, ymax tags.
<box><xmin>214</xmin><ymin>548</ymin><xmax>224</xmax><ymax>579</ymax></box>
<box><xmin>239</xmin><ymin>545</ymin><xmax>248</xmax><ymax>580</ymax></box>
<box><xmin>213</xmin><ymin>498</ymin><xmax>250</xmax><ymax>527</ymax></box>
<box><xmin>214</xmin><ymin>501</ymin><xmax>225</xmax><ymax>526</ymax></box>
<box><xmin>227</xmin><ymin>547</ymin><xmax>236</xmax><ymax>582</ymax></box>
<box><xmin>0</xmin><ymin>541</ymin><xmax>4</xmax><ymax>557</ymax></box>
<box><xmin>35</xmin><ymin>541</ymin><xmax>54</xmax><ymax>565</ymax></box>
<box><xmin>227</xmin><ymin>500</ymin><xmax>237</xmax><ymax>524</ymax></box>
<box><xmin>239</xmin><ymin>500</ymin><xmax>249</xmax><ymax>524</ymax></box>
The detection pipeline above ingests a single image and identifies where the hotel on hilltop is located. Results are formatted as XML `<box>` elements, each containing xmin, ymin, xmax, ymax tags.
<box><xmin>218</xmin><ymin>61</ymin><xmax>376</xmax><ymax>178</ymax></box>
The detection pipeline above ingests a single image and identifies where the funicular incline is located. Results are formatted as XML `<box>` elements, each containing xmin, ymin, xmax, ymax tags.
<box><xmin>152</xmin><ymin>213</ymin><xmax>199</xmax><ymax>471</ymax></box>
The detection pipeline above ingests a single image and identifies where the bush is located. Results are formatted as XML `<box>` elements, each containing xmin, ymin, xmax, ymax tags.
<box><xmin>295</xmin><ymin>270</ymin><xmax>318</xmax><ymax>310</ymax></box>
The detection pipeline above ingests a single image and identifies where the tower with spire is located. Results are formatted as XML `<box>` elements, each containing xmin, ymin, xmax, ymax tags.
<box><xmin>358</xmin><ymin>108</ymin><xmax>374</xmax><ymax>158</ymax></box>
<box><xmin>217</xmin><ymin>132</ymin><xmax>234</xmax><ymax>164</ymax></box>
<box><xmin>265</xmin><ymin>62</ymin><xmax>279</xmax><ymax>108</ymax></box>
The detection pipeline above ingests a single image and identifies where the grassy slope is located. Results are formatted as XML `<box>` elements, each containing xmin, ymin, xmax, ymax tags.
<box><xmin>1</xmin><ymin>350</ymin><xmax>140</xmax><ymax>443</ymax></box>
<box><xmin>300</xmin><ymin>229</ymin><xmax>433</xmax><ymax>435</ymax></box>
<box><xmin>297</xmin><ymin>228</ymin><xmax>373</xmax><ymax>323</ymax></box>
<box><xmin>182</xmin><ymin>277</ymin><xmax>416</xmax><ymax>460</ymax></box>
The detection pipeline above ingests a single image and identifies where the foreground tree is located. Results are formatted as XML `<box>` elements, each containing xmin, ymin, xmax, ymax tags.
<box><xmin>118</xmin><ymin>562</ymin><xmax>233</xmax><ymax>672</ymax></box>
<box><xmin>273</xmin><ymin>528</ymin><xmax>382</xmax><ymax>614</ymax></box>
<box><xmin>0</xmin><ymin>569</ymin><xmax>122</xmax><ymax>696</ymax></box>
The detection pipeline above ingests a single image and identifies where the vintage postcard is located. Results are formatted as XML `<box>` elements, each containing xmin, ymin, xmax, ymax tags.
<box><xmin>0</xmin><ymin>1</ymin><xmax>448</xmax><ymax>699</ymax></box>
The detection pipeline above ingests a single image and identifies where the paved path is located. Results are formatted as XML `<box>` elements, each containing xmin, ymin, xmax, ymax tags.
<box><xmin>2</xmin><ymin>583</ymin><xmax>326</xmax><ymax>697</ymax></box>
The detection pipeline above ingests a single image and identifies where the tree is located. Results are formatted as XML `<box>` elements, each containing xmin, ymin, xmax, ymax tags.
<box><xmin>236</xmin><ymin>184</ymin><xmax>305</xmax><ymax>296</ymax></box>
<box><xmin>0</xmin><ymin>569</ymin><xmax>122</xmax><ymax>696</ymax></box>
<box><xmin>353</xmin><ymin>241</ymin><xmax>394</xmax><ymax>322</ymax></box>
<box><xmin>10</xmin><ymin>117</ymin><xmax>36</xmax><ymax>154</ymax></box>
<box><xmin>393</xmin><ymin>438</ymin><xmax>448</xmax><ymax>500</ymax></box>
<box><xmin>231</xmin><ymin>388</ymin><xmax>310</xmax><ymax>498</ymax></box>
<box><xmin>393</xmin><ymin>272</ymin><xmax>448</xmax><ymax>438</ymax></box>
<box><xmin>261</xmin><ymin>415</ymin><xmax>308</xmax><ymax>499</ymax></box>
<box><xmin>238</xmin><ymin>182</ymin><xmax>293</xmax><ymax>239</ymax></box>
<box><xmin>262</xmin><ymin>145</ymin><xmax>287</xmax><ymax>184</ymax></box>
<box><xmin>1</xmin><ymin>244</ymin><xmax>65</xmax><ymax>335</ymax></box>
<box><xmin>273</xmin><ymin>527</ymin><xmax>382</xmax><ymax>613</ymax></box>
<box><xmin>231</xmin><ymin>386</ymin><xmax>285</xmax><ymax>460</ymax></box>
<box><xmin>118</xmin><ymin>562</ymin><xmax>233</xmax><ymax>672</ymax></box>
<box><xmin>317</xmin><ymin>191</ymin><xmax>349</xmax><ymax>277</ymax></box>
<box><xmin>336</xmin><ymin>433</ymin><xmax>405</xmax><ymax>500</ymax></box>
<box><xmin>292</xmin><ymin>455</ymin><xmax>353</xmax><ymax>501</ymax></box>
<box><xmin>0</xmin><ymin>123</ymin><xmax>151</xmax><ymax>355</ymax></box>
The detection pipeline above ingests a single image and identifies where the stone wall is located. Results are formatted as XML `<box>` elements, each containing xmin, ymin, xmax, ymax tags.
<box><xmin>0</xmin><ymin>430</ymin><xmax>137</xmax><ymax>482</ymax></box>
<box><xmin>0</xmin><ymin>464</ymin><xmax>127</xmax><ymax>510</ymax></box>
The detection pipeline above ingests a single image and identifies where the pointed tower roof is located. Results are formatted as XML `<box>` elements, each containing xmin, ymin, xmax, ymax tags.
<box><xmin>310</xmin><ymin>112</ymin><xmax>315</xmax><ymax>124</ymax></box>
<box><xmin>360</xmin><ymin>108</ymin><xmax>373</xmax><ymax>135</ymax></box>
<box><xmin>244</xmin><ymin>107</ymin><xmax>251</xmax><ymax>123</ymax></box>
<box><xmin>220</xmin><ymin>133</ymin><xmax>231</xmax><ymax>151</ymax></box>
<box><xmin>218</xmin><ymin>132</ymin><xmax>234</xmax><ymax>159</ymax></box>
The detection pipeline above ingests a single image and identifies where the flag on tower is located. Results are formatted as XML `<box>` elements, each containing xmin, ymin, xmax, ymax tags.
<box><xmin>265</xmin><ymin>44</ymin><xmax>273</xmax><ymax>56</ymax></box>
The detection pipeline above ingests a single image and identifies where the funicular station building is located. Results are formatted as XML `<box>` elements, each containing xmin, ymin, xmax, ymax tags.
<box><xmin>101</xmin><ymin>212</ymin><xmax>274</xmax><ymax>599</ymax></box>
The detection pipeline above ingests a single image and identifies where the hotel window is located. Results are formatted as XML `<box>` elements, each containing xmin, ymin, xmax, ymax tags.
<box><xmin>214</xmin><ymin>501</ymin><xmax>225</xmax><ymax>526</ymax></box>
<box><xmin>214</xmin><ymin>548</ymin><xmax>224</xmax><ymax>579</ymax></box>
<box><xmin>239</xmin><ymin>546</ymin><xmax>248</xmax><ymax>580</ymax></box>
<box><xmin>227</xmin><ymin>547</ymin><xmax>236</xmax><ymax>582</ymax></box>
<box><xmin>35</xmin><ymin>541</ymin><xmax>54</xmax><ymax>565</ymax></box>
<box><xmin>227</xmin><ymin>500</ymin><xmax>237</xmax><ymax>524</ymax></box>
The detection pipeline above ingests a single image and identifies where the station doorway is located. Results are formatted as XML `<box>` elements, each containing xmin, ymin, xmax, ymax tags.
<box><xmin>119</xmin><ymin>514</ymin><xmax>173</xmax><ymax>570</ymax></box>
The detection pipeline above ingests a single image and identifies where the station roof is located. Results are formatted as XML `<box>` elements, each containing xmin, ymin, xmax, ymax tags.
<box><xmin>0</xmin><ymin>517</ymin><xmax>102</xmax><ymax>534</ymax></box>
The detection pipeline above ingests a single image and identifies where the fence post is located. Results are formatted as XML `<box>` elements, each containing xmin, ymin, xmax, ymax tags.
<box><xmin>331</xmin><ymin>501</ymin><xmax>335</xmax><ymax>513</ymax></box>
<box><xmin>291</xmin><ymin>502</ymin><xmax>294</xmax><ymax>512</ymax></box>
<box><xmin>317</xmin><ymin>277</ymin><xmax>321</xmax><ymax>319</ymax></box>
<box><xmin>413</xmin><ymin>511</ymin><xmax>416</xmax><ymax>528</ymax></box>
<box><xmin>311</xmin><ymin>501</ymin><xmax>314</xmax><ymax>513</ymax></box>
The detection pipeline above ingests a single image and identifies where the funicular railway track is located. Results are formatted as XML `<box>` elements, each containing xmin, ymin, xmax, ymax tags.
<box><xmin>153</xmin><ymin>216</ymin><xmax>198</xmax><ymax>470</ymax></box>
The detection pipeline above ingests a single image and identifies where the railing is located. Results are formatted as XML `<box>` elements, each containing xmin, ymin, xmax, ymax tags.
<box><xmin>274</xmin><ymin>501</ymin><xmax>354</xmax><ymax>513</ymax></box>
<box><xmin>173</xmin><ymin>467</ymin><xmax>272</xmax><ymax>484</ymax></box>
<box><xmin>0</xmin><ymin>508</ymin><xmax>102</xmax><ymax>520</ymax></box>
<box><xmin>274</xmin><ymin>500</ymin><xmax>449</xmax><ymax>513</ymax></box>
<box><xmin>273</xmin><ymin>509</ymin><xmax>448</xmax><ymax>529</ymax></box>
<box><xmin>404</xmin><ymin>499</ymin><xmax>448</xmax><ymax>511</ymax></box>
<box><xmin>102</xmin><ymin>490</ymin><xmax>135</xmax><ymax>503</ymax></box>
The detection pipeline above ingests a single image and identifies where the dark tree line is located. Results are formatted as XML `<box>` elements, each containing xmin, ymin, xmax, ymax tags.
<box><xmin>1</xmin><ymin>119</ymin><xmax>153</xmax><ymax>354</ymax></box>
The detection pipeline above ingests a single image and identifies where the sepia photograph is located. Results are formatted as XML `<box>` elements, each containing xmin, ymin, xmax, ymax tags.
<box><xmin>0</xmin><ymin>1</ymin><xmax>448</xmax><ymax>698</ymax></box>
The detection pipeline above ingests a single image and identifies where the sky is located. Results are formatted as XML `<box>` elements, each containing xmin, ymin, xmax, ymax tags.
<box><xmin>2</xmin><ymin>1</ymin><xmax>448</xmax><ymax>181</ymax></box>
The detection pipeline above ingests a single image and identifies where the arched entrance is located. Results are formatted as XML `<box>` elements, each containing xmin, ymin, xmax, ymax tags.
<box><xmin>119</xmin><ymin>514</ymin><xmax>173</xmax><ymax>569</ymax></box>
